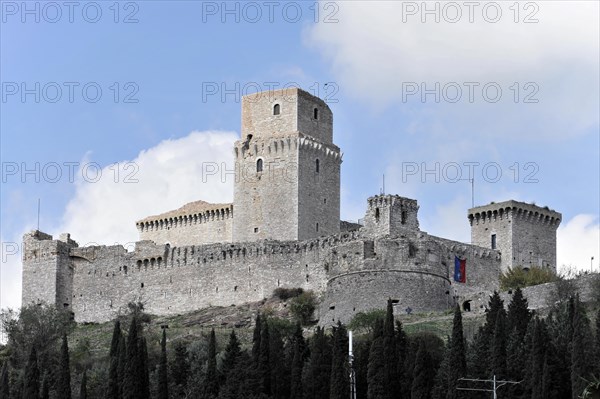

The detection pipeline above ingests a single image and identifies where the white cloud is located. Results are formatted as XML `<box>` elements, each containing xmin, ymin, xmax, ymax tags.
<box><xmin>557</xmin><ymin>214</ymin><xmax>600</xmax><ymax>273</ymax></box>
<box><xmin>307</xmin><ymin>1</ymin><xmax>599</xmax><ymax>138</ymax></box>
<box><xmin>1</xmin><ymin>131</ymin><xmax>236</xmax><ymax>313</ymax></box>
<box><xmin>55</xmin><ymin>131</ymin><xmax>236</xmax><ymax>246</ymax></box>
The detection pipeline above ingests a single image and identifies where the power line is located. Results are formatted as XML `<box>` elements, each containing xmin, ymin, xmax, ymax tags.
<box><xmin>457</xmin><ymin>375</ymin><xmax>522</xmax><ymax>399</ymax></box>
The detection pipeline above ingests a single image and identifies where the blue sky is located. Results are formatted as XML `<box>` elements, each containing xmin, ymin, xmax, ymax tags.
<box><xmin>1</xmin><ymin>1</ymin><xmax>599</xmax><ymax>310</ymax></box>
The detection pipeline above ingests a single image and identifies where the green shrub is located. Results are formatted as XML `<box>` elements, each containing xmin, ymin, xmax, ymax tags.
<box><xmin>289</xmin><ymin>291</ymin><xmax>317</xmax><ymax>325</ymax></box>
<box><xmin>347</xmin><ymin>309</ymin><xmax>386</xmax><ymax>334</ymax></box>
<box><xmin>273</xmin><ymin>287</ymin><xmax>304</xmax><ymax>301</ymax></box>
<box><xmin>499</xmin><ymin>266</ymin><xmax>558</xmax><ymax>290</ymax></box>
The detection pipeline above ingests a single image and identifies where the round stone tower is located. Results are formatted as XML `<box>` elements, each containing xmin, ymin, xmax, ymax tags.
<box><xmin>232</xmin><ymin>88</ymin><xmax>341</xmax><ymax>242</ymax></box>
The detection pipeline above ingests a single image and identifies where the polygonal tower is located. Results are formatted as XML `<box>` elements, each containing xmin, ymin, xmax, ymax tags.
<box><xmin>232</xmin><ymin>88</ymin><xmax>341</xmax><ymax>242</ymax></box>
<box><xmin>468</xmin><ymin>200</ymin><xmax>561</xmax><ymax>272</ymax></box>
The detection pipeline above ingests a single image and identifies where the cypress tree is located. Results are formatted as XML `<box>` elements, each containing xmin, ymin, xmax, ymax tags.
<box><xmin>540</xmin><ymin>342</ymin><xmax>561</xmax><ymax>399</ymax></box>
<box><xmin>329</xmin><ymin>322</ymin><xmax>349</xmax><ymax>399</ymax></box>
<box><xmin>157</xmin><ymin>329</ymin><xmax>169</xmax><ymax>399</ymax></box>
<box><xmin>304</xmin><ymin>326</ymin><xmax>331</xmax><ymax>399</ymax></box>
<box><xmin>571</xmin><ymin>297</ymin><xmax>594</xmax><ymax>399</ymax></box>
<box><xmin>171</xmin><ymin>340</ymin><xmax>189</xmax><ymax>391</ymax></box>
<box><xmin>23</xmin><ymin>346</ymin><xmax>40</xmax><ymax>399</ymax></box>
<box><xmin>507</xmin><ymin>288</ymin><xmax>531</xmax><ymax>340</ymax></box>
<box><xmin>258</xmin><ymin>319</ymin><xmax>271</xmax><ymax>396</ymax></box>
<box><xmin>446</xmin><ymin>306</ymin><xmax>467</xmax><ymax>399</ymax></box>
<box><xmin>269</xmin><ymin>325</ymin><xmax>288</xmax><ymax>399</ymax></box>
<box><xmin>221</xmin><ymin>330</ymin><xmax>241</xmax><ymax>380</ymax></box>
<box><xmin>80</xmin><ymin>370</ymin><xmax>88</xmax><ymax>399</ymax></box>
<box><xmin>139</xmin><ymin>337</ymin><xmax>150</xmax><ymax>399</ymax></box>
<box><xmin>395</xmin><ymin>320</ymin><xmax>410</xmax><ymax>398</ymax></box>
<box><xmin>289</xmin><ymin>336</ymin><xmax>304</xmax><ymax>399</ymax></box>
<box><xmin>56</xmin><ymin>334</ymin><xmax>72</xmax><ymax>399</ymax></box>
<box><xmin>252</xmin><ymin>313</ymin><xmax>263</xmax><ymax>364</ymax></box>
<box><xmin>411</xmin><ymin>338</ymin><xmax>434</xmax><ymax>399</ymax></box>
<box><xmin>367</xmin><ymin>319</ymin><xmax>387</xmax><ymax>399</ymax></box>
<box><xmin>491</xmin><ymin>309</ymin><xmax>507</xmax><ymax>379</ymax></box>
<box><xmin>530</xmin><ymin>318</ymin><xmax>549</xmax><ymax>399</ymax></box>
<box><xmin>383</xmin><ymin>299</ymin><xmax>399</xmax><ymax>399</ymax></box>
<box><xmin>122</xmin><ymin>317</ymin><xmax>140</xmax><ymax>399</ymax></box>
<box><xmin>41</xmin><ymin>375</ymin><xmax>50</xmax><ymax>399</ymax></box>
<box><xmin>107</xmin><ymin>320</ymin><xmax>122</xmax><ymax>399</ymax></box>
<box><xmin>204</xmin><ymin>329</ymin><xmax>219</xmax><ymax>399</ymax></box>
<box><xmin>0</xmin><ymin>362</ymin><xmax>9</xmax><ymax>399</ymax></box>
<box><xmin>431</xmin><ymin>346</ymin><xmax>448</xmax><ymax>399</ymax></box>
<box><xmin>117</xmin><ymin>334</ymin><xmax>127</xmax><ymax>399</ymax></box>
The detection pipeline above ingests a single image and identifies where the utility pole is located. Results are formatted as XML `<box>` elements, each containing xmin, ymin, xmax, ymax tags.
<box><xmin>457</xmin><ymin>375</ymin><xmax>521</xmax><ymax>399</ymax></box>
<box><xmin>349</xmin><ymin>331</ymin><xmax>357</xmax><ymax>399</ymax></box>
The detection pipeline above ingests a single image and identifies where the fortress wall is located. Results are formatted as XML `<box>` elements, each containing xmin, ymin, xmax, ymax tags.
<box><xmin>321</xmin><ymin>233</ymin><xmax>501</xmax><ymax>325</ymax></box>
<box><xmin>70</xmin><ymin>232</ymin><xmax>361</xmax><ymax>323</ymax></box>
<box><xmin>430</xmin><ymin>235</ymin><xmax>501</xmax><ymax>300</ymax></box>
<box><xmin>322</xmin><ymin>271</ymin><xmax>453</xmax><ymax>326</ymax></box>
<box><xmin>137</xmin><ymin>206</ymin><xmax>233</xmax><ymax>246</ymax></box>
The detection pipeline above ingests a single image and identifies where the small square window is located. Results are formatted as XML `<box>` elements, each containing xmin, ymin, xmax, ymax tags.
<box><xmin>254</xmin><ymin>227</ymin><xmax>259</xmax><ymax>233</ymax></box>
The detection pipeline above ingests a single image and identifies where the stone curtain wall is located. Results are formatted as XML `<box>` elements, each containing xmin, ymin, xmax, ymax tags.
<box><xmin>68</xmin><ymin>232</ymin><xmax>364</xmax><ymax>323</ymax></box>
<box><xmin>137</xmin><ymin>205</ymin><xmax>233</xmax><ymax>246</ymax></box>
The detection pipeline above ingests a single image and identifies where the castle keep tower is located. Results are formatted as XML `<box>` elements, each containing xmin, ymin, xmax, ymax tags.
<box><xmin>22</xmin><ymin>231</ymin><xmax>78</xmax><ymax>309</ymax></box>
<box><xmin>468</xmin><ymin>200</ymin><xmax>561</xmax><ymax>272</ymax></box>
<box><xmin>232</xmin><ymin>88</ymin><xmax>341</xmax><ymax>242</ymax></box>
<box><xmin>362</xmin><ymin>195</ymin><xmax>419</xmax><ymax>237</ymax></box>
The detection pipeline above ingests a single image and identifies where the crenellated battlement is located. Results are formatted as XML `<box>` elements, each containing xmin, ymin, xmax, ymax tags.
<box><xmin>468</xmin><ymin>200</ymin><xmax>561</xmax><ymax>227</ymax></box>
<box><xmin>136</xmin><ymin>204</ymin><xmax>233</xmax><ymax>233</ymax></box>
<box><xmin>233</xmin><ymin>133</ymin><xmax>341</xmax><ymax>161</ymax></box>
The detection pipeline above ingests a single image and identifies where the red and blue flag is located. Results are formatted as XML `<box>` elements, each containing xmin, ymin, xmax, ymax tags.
<box><xmin>454</xmin><ymin>256</ymin><xmax>466</xmax><ymax>283</ymax></box>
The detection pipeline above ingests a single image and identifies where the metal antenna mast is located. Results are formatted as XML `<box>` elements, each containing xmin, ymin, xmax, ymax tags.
<box><xmin>37</xmin><ymin>198</ymin><xmax>41</xmax><ymax>231</ymax></box>
<box><xmin>349</xmin><ymin>331</ymin><xmax>357</xmax><ymax>399</ymax></box>
<box><xmin>457</xmin><ymin>375</ymin><xmax>521</xmax><ymax>399</ymax></box>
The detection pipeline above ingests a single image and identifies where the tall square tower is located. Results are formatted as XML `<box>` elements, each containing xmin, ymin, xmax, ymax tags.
<box><xmin>232</xmin><ymin>88</ymin><xmax>341</xmax><ymax>242</ymax></box>
<box><xmin>468</xmin><ymin>200</ymin><xmax>561</xmax><ymax>272</ymax></box>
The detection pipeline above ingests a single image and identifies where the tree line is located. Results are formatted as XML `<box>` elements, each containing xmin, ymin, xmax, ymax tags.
<box><xmin>1</xmin><ymin>289</ymin><xmax>599</xmax><ymax>398</ymax></box>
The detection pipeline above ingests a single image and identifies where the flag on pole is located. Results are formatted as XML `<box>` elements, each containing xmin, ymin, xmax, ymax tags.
<box><xmin>454</xmin><ymin>256</ymin><xmax>466</xmax><ymax>283</ymax></box>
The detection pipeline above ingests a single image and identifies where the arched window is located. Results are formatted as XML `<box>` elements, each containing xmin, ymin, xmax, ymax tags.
<box><xmin>314</xmin><ymin>107</ymin><xmax>318</xmax><ymax>119</ymax></box>
<box><xmin>375</xmin><ymin>208</ymin><xmax>380</xmax><ymax>222</ymax></box>
<box><xmin>257</xmin><ymin>158</ymin><xmax>263</xmax><ymax>172</ymax></box>
<box><xmin>315</xmin><ymin>159</ymin><xmax>320</xmax><ymax>173</ymax></box>
<box><xmin>273</xmin><ymin>104</ymin><xmax>280</xmax><ymax>115</ymax></box>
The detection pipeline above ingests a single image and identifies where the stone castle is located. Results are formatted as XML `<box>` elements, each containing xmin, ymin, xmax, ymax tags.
<box><xmin>21</xmin><ymin>88</ymin><xmax>562</xmax><ymax>325</ymax></box>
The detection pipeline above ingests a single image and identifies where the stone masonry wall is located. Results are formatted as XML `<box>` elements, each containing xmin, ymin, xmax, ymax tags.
<box><xmin>297</xmin><ymin>135</ymin><xmax>341</xmax><ymax>240</ymax></box>
<box><xmin>137</xmin><ymin>205</ymin><xmax>233</xmax><ymax>246</ymax></box>
<box><xmin>68</xmin><ymin>232</ymin><xmax>363</xmax><ymax>323</ymax></box>
<box><xmin>232</xmin><ymin>135</ymin><xmax>299</xmax><ymax>242</ymax></box>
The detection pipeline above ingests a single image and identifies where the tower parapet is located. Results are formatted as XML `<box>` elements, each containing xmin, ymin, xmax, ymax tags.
<box><xmin>362</xmin><ymin>195</ymin><xmax>419</xmax><ymax>237</ymax></box>
<box><xmin>468</xmin><ymin>200</ymin><xmax>561</xmax><ymax>272</ymax></box>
